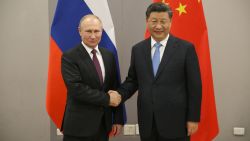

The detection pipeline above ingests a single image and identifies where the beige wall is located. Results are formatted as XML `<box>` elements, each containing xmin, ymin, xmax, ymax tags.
<box><xmin>203</xmin><ymin>0</ymin><xmax>250</xmax><ymax>140</ymax></box>
<box><xmin>0</xmin><ymin>0</ymin><xmax>249</xmax><ymax>141</ymax></box>
<box><xmin>0</xmin><ymin>0</ymin><xmax>50</xmax><ymax>141</ymax></box>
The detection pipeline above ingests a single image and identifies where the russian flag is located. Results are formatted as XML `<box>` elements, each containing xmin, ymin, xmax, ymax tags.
<box><xmin>46</xmin><ymin>0</ymin><xmax>125</xmax><ymax>129</ymax></box>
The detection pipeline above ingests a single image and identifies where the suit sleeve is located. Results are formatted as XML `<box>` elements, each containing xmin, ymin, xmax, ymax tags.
<box><xmin>112</xmin><ymin>104</ymin><xmax>125</xmax><ymax>124</ymax></box>
<box><xmin>110</xmin><ymin>54</ymin><xmax>125</xmax><ymax>125</ymax></box>
<box><xmin>185</xmin><ymin>45</ymin><xmax>202</xmax><ymax>122</ymax></box>
<box><xmin>117</xmin><ymin>47</ymin><xmax>138</xmax><ymax>103</ymax></box>
<box><xmin>61</xmin><ymin>54</ymin><xmax>110</xmax><ymax>107</ymax></box>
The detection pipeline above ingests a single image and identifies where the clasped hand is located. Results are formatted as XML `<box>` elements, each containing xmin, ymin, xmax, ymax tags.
<box><xmin>108</xmin><ymin>90</ymin><xmax>121</xmax><ymax>107</ymax></box>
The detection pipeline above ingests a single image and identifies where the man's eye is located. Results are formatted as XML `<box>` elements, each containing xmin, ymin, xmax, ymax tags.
<box><xmin>161</xmin><ymin>21</ymin><xmax>166</xmax><ymax>24</ymax></box>
<box><xmin>85</xmin><ymin>30</ymin><xmax>92</xmax><ymax>33</ymax></box>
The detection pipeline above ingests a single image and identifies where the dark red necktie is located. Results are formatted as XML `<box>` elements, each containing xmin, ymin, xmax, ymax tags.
<box><xmin>91</xmin><ymin>49</ymin><xmax>103</xmax><ymax>85</ymax></box>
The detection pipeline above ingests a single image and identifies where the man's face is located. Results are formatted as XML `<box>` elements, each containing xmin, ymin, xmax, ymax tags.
<box><xmin>79</xmin><ymin>17</ymin><xmax>103</xmax><ymax>48</ymax></box>
<box><xmin>146</xmin><ymin>12</ymin><xmax>172</xmax><ymax>42</ymax></box>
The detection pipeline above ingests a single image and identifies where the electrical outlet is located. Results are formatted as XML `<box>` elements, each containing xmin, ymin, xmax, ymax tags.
<box><xmin>124</xmin><ymin>124</ymin><xmax>136</xmax><ymax>135</ymax></box>
<box><xmin>135</xmin><ymin>123</ymin><xmax>140</xmax><ymax>135</ymax></box>
<box><xmin>57</xmin><ymin>128</ymin><xmax>63</xmax><ymax>136</ymax></box>
<box><xmin>233</xmin><ymin>127</ymin><xmax>245</xmax><ymax>136</ymax></box>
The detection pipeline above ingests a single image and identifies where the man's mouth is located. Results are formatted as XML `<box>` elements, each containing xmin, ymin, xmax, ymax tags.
<box><xmin>154</xmin><ymin>31</ymin><xmax>163</xmax><ymax>34</ymax></box>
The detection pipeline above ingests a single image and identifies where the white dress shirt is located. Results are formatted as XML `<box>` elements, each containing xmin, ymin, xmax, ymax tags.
<box><xmin>151</xmin><ymin>34</ymin><xmax>169</xmax><ymax>61</ymax></box>
<box><xmin>82</xmin><ymin>42</ymin><xmax>105</xmax><ymax>81</ymax></box>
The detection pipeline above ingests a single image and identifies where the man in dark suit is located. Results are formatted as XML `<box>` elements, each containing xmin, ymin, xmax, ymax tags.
<box><xmin>61</xmin><ymin>14</ymin><xmax>124</xmax><ymax>141</ymax></box>
<box><xmin>109</xmin><ymin>2</ymin><xmax>202</xmax><ymax>141</ymax></box>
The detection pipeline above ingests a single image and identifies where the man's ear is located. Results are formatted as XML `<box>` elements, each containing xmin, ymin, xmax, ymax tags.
<box><xmin>78</xmin><ymin>27</ymin><xmax>81</xmax><ymax>35</ymax></box>
<box><xmin>146</xmin><ymin>19</ymin><xmax>150</xmax><ymax>29</ymax></box>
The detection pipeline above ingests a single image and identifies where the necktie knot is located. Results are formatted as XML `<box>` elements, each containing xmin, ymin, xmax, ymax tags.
<box><xmin>154</xmin><ymin>42</ymin><xmax>162</xmax><ymax>49</ymax></box>
<box><xmin>91</xmin><ymin>49</ymin><xmax>97</xmax><ymax>55</ymax></box>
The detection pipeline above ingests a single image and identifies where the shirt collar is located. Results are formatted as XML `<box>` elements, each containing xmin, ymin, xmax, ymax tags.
<box><xmin>151</xmin><ymin>34</ymin><xmax>169</xmax><ymax>48</ymax></box>
<box><xmin>81</xmin><ymin>41</ymin><xmax>101</xmax><ymax>55</ymax></box>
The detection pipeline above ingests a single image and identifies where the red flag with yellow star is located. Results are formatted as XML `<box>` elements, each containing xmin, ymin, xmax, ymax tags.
<box><xmin>145</xmin><ymin>0</ymin><xmax>219</xmax><ymax>141</ymax></box>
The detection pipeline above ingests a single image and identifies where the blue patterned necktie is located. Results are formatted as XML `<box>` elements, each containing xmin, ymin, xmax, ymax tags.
<box><xmin>152</xmin><ymin>42</ymin><xmax>162</xmax><ymax>76</ymax></box>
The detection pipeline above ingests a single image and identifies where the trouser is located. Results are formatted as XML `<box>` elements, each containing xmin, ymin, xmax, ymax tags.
<box><xmin>140</xmin><ymin>117</ymin><xmax>190</xmax><ymax>141</ymax></box>
<box><xmin>63</xmin><ymin>118</ymin><xmax>108</xmax><ymax>141</ymax></box>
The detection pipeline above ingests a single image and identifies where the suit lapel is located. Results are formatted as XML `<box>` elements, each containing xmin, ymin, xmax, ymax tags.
<box><xmin>143</xmin><ymin>38</ymin><xmax>155</xmax><ymax>79</ymax></box>
<box><xmin>78</xmin><ymin>44</ymin><xmax>101</xmax><ymax>86</ymax></box>
<box><xmin>155</xmin><ymin>35</ymin><xmax>177</xmax><ymax>80</ymax></box>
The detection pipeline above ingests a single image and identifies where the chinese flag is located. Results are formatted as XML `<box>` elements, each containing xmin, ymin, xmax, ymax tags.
<box><xmin>145</xmin><ymin>0</ymin><xmax>219</xmax><ymax>140</ymax></box>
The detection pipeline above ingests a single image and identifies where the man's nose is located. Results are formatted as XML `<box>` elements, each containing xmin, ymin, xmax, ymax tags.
<box><xmin>155</xmin><ymin>23</ymin><xmax>162</xmax><ymax>29</ymax></box>
<box><xmin>90</xmin><ymin>33</ymin><xmax>96</xmax><ymax>39</ymax></box>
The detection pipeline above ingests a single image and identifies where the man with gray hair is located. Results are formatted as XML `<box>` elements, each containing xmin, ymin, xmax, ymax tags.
<box><xmin>61</xmin><ymin>14</ymin><xmax>124</xmax><ymax>141</ymax></box>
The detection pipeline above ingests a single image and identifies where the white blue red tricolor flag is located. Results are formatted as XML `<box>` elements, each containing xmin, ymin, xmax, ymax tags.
<box><xmin>46</xmin><ymin>0</ymin><xmax>126</xmax><ymax>130</ymax></box>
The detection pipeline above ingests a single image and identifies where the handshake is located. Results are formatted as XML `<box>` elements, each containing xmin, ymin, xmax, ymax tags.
<box><xmin>108</xmin><ymin>90</ymin><xmax>121</xmax><ymax>107</ymax></box>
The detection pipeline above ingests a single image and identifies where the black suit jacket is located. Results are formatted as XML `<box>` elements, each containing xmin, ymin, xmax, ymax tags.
<box><xmin>118</xmin><ymin>35</ymin><xmax>202</xmax><ymax>138</ymax></box>
<box><xmin>61</xmin><ymin>44</ymin><xmax>124</xmax><ymax>137</ymax></box>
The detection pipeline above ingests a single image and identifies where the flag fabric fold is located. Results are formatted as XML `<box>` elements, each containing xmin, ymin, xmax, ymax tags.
<box><xmin>146</xmin><ymin>0</ymin><xmax>219</xmax><ymax>140</ymax></box>
<box><xmin>46</xmin><ymin>0</ymin><xmax>126</xmax><ymax>130</ymax></box>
